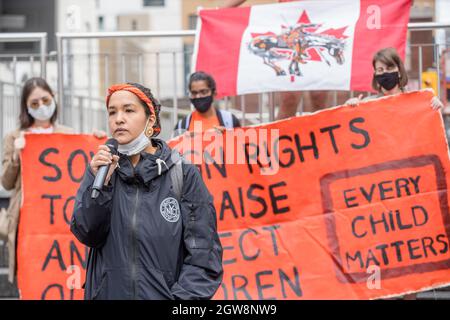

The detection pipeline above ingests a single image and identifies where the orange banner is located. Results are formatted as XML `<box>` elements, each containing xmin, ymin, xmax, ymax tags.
<box><xmin>17</xmin><ymin>134</ymin><xmax>105</xmax><ymax>300</ymax></box>
<box><xmin>168</xmin><ymin>90</ymin><xmax>450</xmax><ymax>299</ymax></box>
<box><xmin>16</xmin><ymin>90</ymin><xmax>450</xmax><ymax>299</ymax></box>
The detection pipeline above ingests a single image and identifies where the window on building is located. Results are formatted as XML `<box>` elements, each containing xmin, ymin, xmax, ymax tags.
<box><xmin>132</xmin><ymin>20</ymin><xmax>138</xmax><ymax>30</ymax></box>
<box><xmin>143</xmin><ymin>0</ymin><xmax>165</xmax><ymax>6</ymax></box>
<box><xmin>188</xmin><ymin>14</ymin><xmax>197</xmax><ymax>30</ymax></box>
<box><xmin>98</xmin><ymin>16</ymin><xmax>104</xmax><ymax>30</ymax></box>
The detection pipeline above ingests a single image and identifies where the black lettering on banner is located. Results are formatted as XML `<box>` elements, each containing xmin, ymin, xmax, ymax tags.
<box><xmin>67</xmin><ymin>149</ymin><xmax>89</xmax><ymax>183</ymax></box>
<box><xmin>395</xmin><ymin>178</ymin><xmax>411</xmax><ymax>197</ymax></box>
<box><xmin>437</xmin><ymin>234</ymin><xmax>449</xmax><ymax>254</ymax></box>
<box><xmin>388</xmin><ymin>211</ymin><xmax>397</xmax><ymax>231</ymax></box>
<box><xmin>378</xmin><ymin>180</ymin><xmax>395</xmax><ymax>200</ymax></box>
<box><xmin>421</xmin><ymin>237</ymin><xmax>437</xmax><ymax>258</ymax></box>
<box><xmin>255</xmin><ymin>270</ymin><xmax>276</xmax><ymax>300</ymax></box>
<box><xmin>41</xmin><ymin>284</ymin><xmax>64</xmax><ymax>300</ymax></box>
<box><xmin>279</xmin><ymin>267</ymin><xmax>303</xmax><ymax>298</ymax></box>
<box><xmin>390</xmin><ymin>240</ymin><xmax>405</xmax><ymax>262</ymax></box>
<box><xmin>361</xmin><ymin>184</ymin><xmax>376</xmax><ymax>203</ymax></box>
<box><xmin>231</xmin><ymin>275</ymin><xmax>252</xmax><ymax>300</ymax></box>
<box><xmin>342</xmin><ymin>177</ymin><xmax>422</xmax><ymax>210</ymax></box>
<box><xmin>238</xmin><ymin>187</ymin><xmax>245</xmax><ymax>218</ymax></box>
<box><xmin>219</xmin><ymin>183</ymin><xmax>291</xmax><ymax>221</ymax></box>
<box><xmin>39</xmin><ymin>148</ymin><xmax>62</xmax><ymax>182</ymax></box>
<box><xmin>349</xmin><ymin>117</ymin><xmax>370</xmax><ymax>149</ymax></box>
<box><xmin>346</xmin><ymin>251</ymin><xmax>364</xmax><ymax>270</ymax></box>
<box><xmin>261</xmin><ymin>140</ymin><xmax>273</xmax><ymax>170</ymax></box>
<box><xmin>364</xmin><ymin>249</ymin><xmax>380</xmax><ymax>268</ymax></box>
<box><xmin>375</xmin><ymin>244</ymin><xmax>390</xmax><ymax>265</ymax></box>
<box><xmin>221</xmin><ymin>266</ymin><xmax>303</xmax><ymax>300</ymax></box>
<box><xmin>204</xmin><ymin>148</ymin><xmax>227</xmax><ymax>179</ymax></box>
<box><xmin>273</xmin><ymin>135</ymin><xmax>295</xmax><ymax>168</ymax></box>
<box><xmin>407</xmin><ymin>238</ymin><xmax>422</xmax><ymax>260</ymax></box>
<box><xmin>262</xmin><ymin>225</ymin><xmax>281</xmax><ymax>256</ymax></box>
<box><xmin>70</xmin><ymin>240</ymin><xmax>88</xmax><ymax>269</ymax></box>
<box><xmin>351</xmin><ymin>216</ymin><xmax>367</xmax><ymax>238</ymax></box>
<box><xmin>344</xmin><ymin>234</ymin><xmax>450</xmax><ymax>272</ymax></box>
<box><xmin>370</xmin><ymin>212</ymin><xmax>389</xmax><ymax>235</ymax></box>
<box><xmin>63</xmin><ymin>196</ymin><xmax>76</xmax><ymax>225</ymax></box>
<box><xmin>294</xmin><ymin>132</ymin><xmax>319</xmax><ymax>162</ymax></box>
<box><xmin>42</xmin><ymin>240</ymin><xmax>66</xmax><ymax>271</ymax></box>
<box><xmin>269</xmin><ymin>182</ymin><xmax>290</xmax><ymax>215</ymax></box>
<box><xmin>343</xmin><ymin>188</ymin><xmax>358</xmax><ymax>208</ymax></box>
<box><xmin>409</xmin><ymin>176</ymin><xmax>421</xmax><ymax>193</ymax></box>
<box><xmin>248</xmin><ymin>184</ymin><xmax>267</xmax><ymax>219</ymax></box>
<box><xmin>396</xmin><ymin>210</ymin><xmax>413</xmax><ymax>230</ymax></box>
<box><xmin>244</xmin><ymin>143</ymin><xmax>259</xmax><ymax>174</ymax></box>
<box><xmin>239</xmin><ymin>228</ymin><xmax>260</xmax><ymax>261</ymax></box>
<box><xmin>412</xmin><ymin>205</ymin><xmax>428</xmax><ymax>226</ymax></box>
<box><xmin>219</xmin><ymin>232</ymin><xmax>236</xmax><ymax>265</ymax></box>
<box><xmin>42</xmin><ymin>194</ymin><xmax>62</xmax><ymax>225</ymax></box>
<box><xmin>243</xmin><ymin>143</ymin><xmax>272</xmax><ymax>175</ymax></box>
<box><xmin>220</xmin><ymin>191</ymin><xmax>238</xmax><ymax>221</ymax></box>
<box><xmin>320</xmin><ymin>124</ymin><xmax>341</xmax><ymax>154</ymax></box>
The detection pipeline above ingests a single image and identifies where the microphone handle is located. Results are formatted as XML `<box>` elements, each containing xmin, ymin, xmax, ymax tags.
<box><xmin>91</xmin><ymin>163</ymin><xmax>111</xmax><ymax>199</ymax></box>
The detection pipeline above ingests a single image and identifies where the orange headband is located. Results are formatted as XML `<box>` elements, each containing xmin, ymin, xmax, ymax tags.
<box><xmin>106</xmin><ymin>84</ymin><xmax>155</xmax><ymax>116</ymax></box>
<box><xmin>106</xmin><ymin>83</ymin><xmax>160</xmax><ymax>136</ymax></box>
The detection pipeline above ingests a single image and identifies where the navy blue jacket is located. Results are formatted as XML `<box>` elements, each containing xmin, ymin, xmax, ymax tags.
<box><xmin>71</xmin><ymin>139</ymin><xmax>223</xmax><ymax>300</ymax></box>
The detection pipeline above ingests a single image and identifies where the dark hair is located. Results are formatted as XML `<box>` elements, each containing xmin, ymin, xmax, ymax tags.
<box><xmin>372</xmin><ymin>47</ymin><xmax>408</xmax><ymax>92</ymax></box>
<box><xmin>127</xmin><ymin>82</ymin><xmax>161</xmax><ymax>137</ymax></box>
<box><xmin>188</xmin><ymin>71</ymin><xmax>217</xmax><ymax>95</ymax></box>
<box><xmin>19</xmin><ymin>77</ymin><xmax>58</xmax><ymax>129</ymax></box>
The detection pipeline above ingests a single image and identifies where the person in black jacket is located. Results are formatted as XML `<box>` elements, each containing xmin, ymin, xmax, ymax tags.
<box><xmin>71</xmin><ymin>82</ymin><xmax>223</xmax><ymax>300</ymax></box>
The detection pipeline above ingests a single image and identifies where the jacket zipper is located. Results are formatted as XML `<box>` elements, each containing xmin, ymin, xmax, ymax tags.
<box><xmin>131</xmin><ymin>187</ymin><xmax>140</xmax><ymax>300</ymax></box>
<box><xmin>129</xmin><ymin>157</ymin><xmax>140</xmax><ymax>300</ymax></box>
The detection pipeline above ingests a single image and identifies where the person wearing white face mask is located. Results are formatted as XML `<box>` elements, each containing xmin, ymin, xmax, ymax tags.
<box><xmin>71</xmin><ymin>82</ymin><xmax>223</xmax><ymax>300</ymax></box>
<box><xmin>0</xmin><ymin>77</ymin><xmax>106</xmax><ymax>285</ymax></box>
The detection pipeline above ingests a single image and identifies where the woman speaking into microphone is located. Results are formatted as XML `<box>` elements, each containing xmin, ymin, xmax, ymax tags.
<box><xmin>71</xmin><ymin>82</ymin><xmax>223</xmax><ymax>300</ymax></box>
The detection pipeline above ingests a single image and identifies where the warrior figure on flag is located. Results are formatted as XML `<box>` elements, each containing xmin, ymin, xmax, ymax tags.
<box><xmin>248</xmin><ymin>20</ymin><xmax>347</xmax><ymax>78</ymax></box>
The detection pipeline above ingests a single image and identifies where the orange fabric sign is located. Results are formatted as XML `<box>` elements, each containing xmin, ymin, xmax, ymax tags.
<box><xmin>17</xmin><ymin>134</ymin><xmax>105</xmax><ymax>300</ymax></box>
<box><xmin>16</xmin><ymin>91</ymin><xmax>450</xmax><ymax>300</ymax></box>
<box><xmin>168</xmin><ymin>90</ymin><xmax>450</xmax><ymax>299</ymax></box>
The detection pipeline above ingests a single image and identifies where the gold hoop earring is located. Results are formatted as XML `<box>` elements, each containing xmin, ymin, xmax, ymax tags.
<box><xmin>147</xmin><ymin>127</ymin><xmax>154</xmax><ymax>137</ymax></box>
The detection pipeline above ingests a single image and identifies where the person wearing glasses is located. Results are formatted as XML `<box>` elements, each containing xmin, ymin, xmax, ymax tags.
<box><xmin>173</xmin><ymin>71</ymin><xmax>241</xmax><ymax>137</ymax></box>
<box><xmin>0</xmin><ymin>77</ymin><xmax>105</xmax><ymax>285</ymax></box>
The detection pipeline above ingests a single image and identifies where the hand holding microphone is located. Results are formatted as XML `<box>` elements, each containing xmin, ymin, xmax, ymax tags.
<box><xmin>90</xmin><ymin>138</ymin><xmax>119</xmax><ymax>199</ymax></box>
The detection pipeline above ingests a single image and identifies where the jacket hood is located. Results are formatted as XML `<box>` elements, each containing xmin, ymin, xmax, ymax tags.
<box><xmin>117</xmin><ymin>138</ymin><xmax>176</xmax><ymax>186</ymax></box>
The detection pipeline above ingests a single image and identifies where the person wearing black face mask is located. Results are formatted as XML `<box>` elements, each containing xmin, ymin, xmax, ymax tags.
<box><xmin>344</xmin><ymin>48</ymin><xmax>444</xmax><ymax>301</ymax></box>
<box><xmin>345</xmin><ymin>47</ymin><xmax>444</xmax><ymax>110</ymax></box>
<box><xmin>173</xmin><ymin>71</ymin><xmax>241</xmax><ymax>137</ymax></box>
<box><xmin>191</xmin><ymin>94</ymin><xmax>214</xmax><ymax>114</ymax></box>
<box><xmin>374</xmin><ymin>70</ymin><xmax>400</xmax><ymax>92</ymax></box>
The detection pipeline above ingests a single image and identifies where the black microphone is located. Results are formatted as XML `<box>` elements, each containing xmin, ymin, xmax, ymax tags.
<box><xmin>91</xmin><ymin>138</ymin><xmax>119</xmax><ymax>199</ymax></box>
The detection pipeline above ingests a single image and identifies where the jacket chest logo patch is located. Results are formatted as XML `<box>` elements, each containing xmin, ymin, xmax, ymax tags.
<box><xmin>160</xmin><ymin>197</ymin><xmax>180</xmax><ymax>223</ymax></box>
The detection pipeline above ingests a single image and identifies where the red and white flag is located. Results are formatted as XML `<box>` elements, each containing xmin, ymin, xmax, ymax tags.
<box><xmin>193</xmin><ymin>0</ymin><xmax>411</xmax><ymax>97</ymax></box>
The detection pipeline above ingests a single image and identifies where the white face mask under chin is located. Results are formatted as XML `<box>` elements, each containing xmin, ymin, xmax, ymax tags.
<box><xmin>117</xmin><ymin>121</ymin><xmax>152</xmax><ymax>156</ymax></box>
<box><xmin>27</xmin><ymin>100</ymin><xmax>56</xmax><ymax>121</ymax></box>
